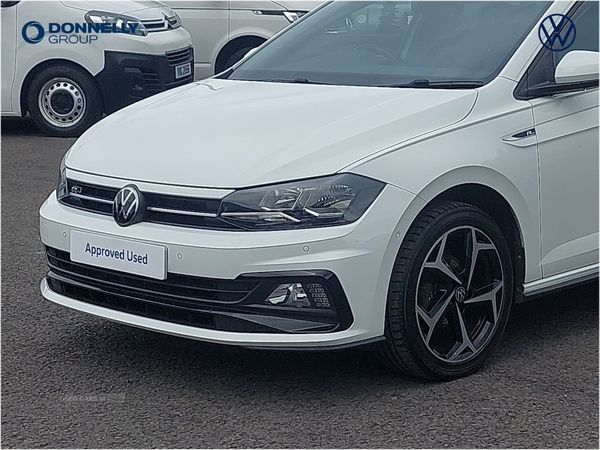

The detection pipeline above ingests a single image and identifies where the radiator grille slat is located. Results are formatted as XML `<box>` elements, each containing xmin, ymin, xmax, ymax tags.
<box><xmin>165</xmin><ymin>47</ymin><xmax>193</xmax><ymax>66</ymax></box>
<box><xmin>47</xmin><ymin>247</ymin><xmax>259</xmax><ymax>305</ymax></box>
<box><xmin>60</xmin><ymin>179</ymin><xmax>237</xmax><ymax>230</ymax></box>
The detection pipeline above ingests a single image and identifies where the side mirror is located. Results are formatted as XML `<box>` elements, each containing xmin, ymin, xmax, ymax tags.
<box><xmin>555</xmin><ymin>50</ymin><xmax>599</xmax><ymax>84</ymax></box>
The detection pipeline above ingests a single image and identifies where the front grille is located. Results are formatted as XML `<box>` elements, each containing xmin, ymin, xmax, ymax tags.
<box><xmin>49</xmin><ymin>274</ymin><xmax>219</xmax><ymax>329</ymax></box>
<box><xmin>166</xmin><ymin>47</ymin><xmax>193</xmax><ymax>66</ymax></box>
<box><xmin>60</xmin><ymin>179</ymin><xmax>237</xmax><ymax>230</ymax></box>
<box><xmin>47</xmin><ymin>247</ymin><xmax>260</xmax><ymax>305</ymax></box>
<box><xmin>141</xmin><ymin>16</ymin><xmax>181</xmax><ymax>33</ymax></box>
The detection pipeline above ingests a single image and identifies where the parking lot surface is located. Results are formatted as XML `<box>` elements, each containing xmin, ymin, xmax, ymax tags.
<box><xmin>1</xmin><ymin>117</ymin><xmax>598</xmax><ymax>448</ymax></box>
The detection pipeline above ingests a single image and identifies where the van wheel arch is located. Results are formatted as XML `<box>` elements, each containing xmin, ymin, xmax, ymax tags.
<box><xmin>21</xmin><ymin>60</ymin><xmax>104</xmax><ymax>137</ymax></box>
<box><xmin>215</xmin><ymin>36</ymin><xmax>266</xmax><ymax>74</ymax></box>
<box><xmin>20</xmin><ymin>60</ymin><xmax>103</xmax><ymax>117</ymax></box>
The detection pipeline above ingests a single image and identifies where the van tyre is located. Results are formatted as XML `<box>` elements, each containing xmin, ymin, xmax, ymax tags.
<box><xmin>377</xmin><ymin>201</ymin><xmax>513</xmax><ymax>380</ymax></box>
<box><xmin>28</xmin><ymin>64</ymin><xmax>103</xmax><ymax>137</ymax></box>
<box><xmin>223</xmin><ymin>46</ymin><xmax>255</xmax><ymax>71</ymax></box>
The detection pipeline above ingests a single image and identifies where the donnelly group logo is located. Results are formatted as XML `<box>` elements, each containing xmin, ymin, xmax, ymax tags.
<box><xmin>22</xmin><ymin>21</ymin><xmax>45</xmax><ymax>44</ymax></box>
<box><xmin>22</xmin><ymin>20</ymin><xmax>140</xmax><ymax>44</ymax></box>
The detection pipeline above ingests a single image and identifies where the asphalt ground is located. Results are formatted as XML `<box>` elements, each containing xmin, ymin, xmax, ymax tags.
<box><xmin>1</xmin><ymin>117</ymin><xmax>598</xmax><ymax>448</ymax></box>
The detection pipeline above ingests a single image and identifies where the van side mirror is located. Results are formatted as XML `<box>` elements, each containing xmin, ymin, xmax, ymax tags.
<box><xmin>555</xmin><ymin>50</ymin><xmax>599</xmax><ymax>84</ymax></box>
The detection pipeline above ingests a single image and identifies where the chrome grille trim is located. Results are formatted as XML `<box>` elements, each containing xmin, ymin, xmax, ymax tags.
<box><xmin>141</xmin><ymin>15</ymin><xmax>180</xmax><ymax>32</ymax></box>
<box><xmin>70</xmin><ymin>193</ymin><xmax>113</xmax><ymax>205</ymax></box>
<box><xmin>61</xmin><ymin>179</ymin><xmax>236</xmax><ymax>230</ymax></box>
<box><xmin>146</xmin><ymin>206</ymin><xmax>218</xmax><ymax>218</ymax></box>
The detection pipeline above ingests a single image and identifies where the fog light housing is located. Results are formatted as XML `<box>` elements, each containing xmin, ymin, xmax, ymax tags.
<box><xmin>266</xmin><ymin>282</ymin><xmax>332</xmax><ymax>309</ymax></box>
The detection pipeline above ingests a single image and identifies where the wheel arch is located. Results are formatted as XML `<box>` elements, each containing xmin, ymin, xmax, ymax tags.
<box><xmin>214</xmin><ymin>35</ymin><xmax>267</xmax><ymax>73</ymax></box>
<box><xmin>20</xmin><ymin>59</ymin><xmax>103</xmax><ymax>116</ymax></box>
<box><xmin>428</xmin><ymin>183</ymin><xmax>526</xmax><ymax>301</ymax></box>
<box><xmin>410</xmin><ymin>165</ymin><xmax>539</xmax><ymax>301</ymax></box>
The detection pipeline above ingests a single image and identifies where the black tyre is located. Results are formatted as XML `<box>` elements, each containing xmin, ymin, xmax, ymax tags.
<box><xmin>28</xmin><ymin>64</ymin><xmax>103</xmax><ymax>137</ymax></box>
<box><xmin>377</xmin><ymin>201</ymin><xmax>514</xmax><ymax>380</ymax></box>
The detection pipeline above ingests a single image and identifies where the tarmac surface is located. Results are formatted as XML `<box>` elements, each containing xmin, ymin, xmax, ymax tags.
<box><xmin>1</xmin><ymin>117</ymin><xmax>598</xmax><ymax>448</ymax></box>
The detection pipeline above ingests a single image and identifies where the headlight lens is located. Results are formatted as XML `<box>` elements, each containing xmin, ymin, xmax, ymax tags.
<box><xmin>283</xmin><ymin>11</ymin><xmax>307</xmax><ymax>23</ymax></box>
<box><xmin>167</xmin><ymin>13</ymin><xmax>181</xmax><ymax>29</ymax></box>
<box><xmin>56</xmin><ymin>150</ymin><xmax>69</xmax><ymax>201</ymax></box>
<box><xmin>218</xmin><ymin>174</ymin><xmax>385</xmax><ymax>230</ymax></box>
<box><xmin>84</xmin><ymin>11</ymin><xmax>147</xmax><ymax>36</ymax></box>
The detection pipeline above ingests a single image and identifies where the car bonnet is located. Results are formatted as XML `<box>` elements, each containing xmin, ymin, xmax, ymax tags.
<box><xmin>66</xmin><ymin>79</ymin><xmax>477</xmax><ymax>189</ymax></box>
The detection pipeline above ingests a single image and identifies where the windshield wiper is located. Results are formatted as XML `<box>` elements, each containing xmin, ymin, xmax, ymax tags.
<box><xmin>214</xmin><ymin>73</ymin><xmax>329</xmax><ymax>84</ymax></box>
<box><xmin>385</xmin><ymin>79</ymin><xmax>485</xmax><ymax>89</ymax></box>
<box><xmin>253</xmin><ymin>77</ymin><xmax>333</xmax><ymax>85</ymax></box>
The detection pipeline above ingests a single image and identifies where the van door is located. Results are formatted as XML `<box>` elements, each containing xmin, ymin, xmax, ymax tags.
<box><xmin>1</xmin><ymin>1</ymin><xmax>18</xmax><ymax>113</ymax></box>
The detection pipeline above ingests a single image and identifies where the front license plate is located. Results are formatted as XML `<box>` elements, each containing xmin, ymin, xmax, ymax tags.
<box><xmin>70</xmin><ymin>230</ymin><xmax>167</xmax><ymax>280</ymax></box>
<box><xmin>175</xmin><ymin>62</ymin><xmax>192</xmax><ymax>79</ymax></box>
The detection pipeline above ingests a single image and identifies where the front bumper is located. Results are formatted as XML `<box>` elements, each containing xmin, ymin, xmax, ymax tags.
<box><xmin>95</xmin><ymin>48</ymin><xmax>194</xmax><ymax>114</ymax></box>
<box><xmin>39</xmin><ymin>184</ymin><xmax>417</xmax><ymax>348</ymax></box>
<box><xmin>44</xmin><ymin>245</ymin><xmax>353</xmax><ymax>334</ymax></box>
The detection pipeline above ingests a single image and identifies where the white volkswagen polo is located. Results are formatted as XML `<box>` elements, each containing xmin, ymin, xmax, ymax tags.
<box><xmin>40</xmin><ymin>1</ymin><xmax>599</xmax><ymax>380</ymax></box>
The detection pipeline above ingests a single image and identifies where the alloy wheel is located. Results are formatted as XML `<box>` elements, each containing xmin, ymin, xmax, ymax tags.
<box><xmin>415</xmin><ymin>225</ymin><xmax>505</xmax><ymax>363</ymax></box>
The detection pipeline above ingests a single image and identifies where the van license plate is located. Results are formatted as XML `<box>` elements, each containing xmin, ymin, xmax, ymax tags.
<box><xmin>175</xmin><ymin>62</ymin><xmax>192</xmax><ymax>79</ymax></box>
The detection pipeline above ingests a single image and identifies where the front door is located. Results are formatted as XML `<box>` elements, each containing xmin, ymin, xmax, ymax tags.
<box><xmin>533</xmin><ymin>1</ymin><xmax>599</xmax><ymax>277</ymax></box>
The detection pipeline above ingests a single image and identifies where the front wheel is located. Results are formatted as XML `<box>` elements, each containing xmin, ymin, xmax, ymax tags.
<box><xmin>377</xmin><ymin>201</ymin><xmax>514</xmax><ymax>380</ymax></box>
<box><xmin>28</xmin><ymin>64</ymin><xmax>103</xmax><ymax>137</ymax></box>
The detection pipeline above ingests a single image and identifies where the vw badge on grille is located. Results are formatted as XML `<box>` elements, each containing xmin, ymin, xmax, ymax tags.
<box><xmin>113</xmin><ymin>185</ymin><xmax>142</xmax><ymax>226</ymax></box>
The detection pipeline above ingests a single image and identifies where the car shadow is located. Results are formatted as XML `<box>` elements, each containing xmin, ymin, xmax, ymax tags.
<box><xmin>1</xmin><ymin>117</ymin><xmax>45</xmax><ymax>136</ymax></box>
<box><xmin>47</xmin><ymin>280</ymin><xmax>598</xmax><ymax>396</ymax></box>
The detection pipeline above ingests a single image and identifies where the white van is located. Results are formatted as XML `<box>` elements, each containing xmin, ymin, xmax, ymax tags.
<box><xmin>164</xmin><ymin>1</ymin><xmax>323</xmax><ymax>79</ymax></box>
<box><xmin>1</xmin><ymin>0</ymin><xmax>193</xmax><ymax>136</ymax></box>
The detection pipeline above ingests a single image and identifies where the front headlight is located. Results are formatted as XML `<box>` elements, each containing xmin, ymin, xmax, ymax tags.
<box><xmin>218</xmin><ymin>174</ymin><xmax>385</xmax><ymax>230</ymax></box>
<box><xmin>283</xmin><ymin>11</ymin><xmax>307</xmax><ymax>23</ymax></box>
<box><xmin>252</xmin><ymin>10</ymin><xmax>307</xmax><ymax>23</ymax></box>
<box><xmin>56</xmin><ymin>150</ymin><xmax>69</xmax><ymax>201</ymax></box>
<box><xmin>167</xmin><ymin>13</ymin><xmax>181</xmax><ymax>29</ymax></box>
<box><xmin>84</xmin><ymin>11</ymin><xmax>147</xmax><ymax>36</ymax></box>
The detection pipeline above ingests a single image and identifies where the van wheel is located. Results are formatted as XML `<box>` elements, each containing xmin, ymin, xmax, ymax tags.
<box><xmin>28</xmin><ymin>65</ymin><xmax>103</xmax><ymax>137</ymax></box>
<box><xmin>377</xmin><ymin>201</ymin><xmax>513</xmax><ymax>380</ymax></box>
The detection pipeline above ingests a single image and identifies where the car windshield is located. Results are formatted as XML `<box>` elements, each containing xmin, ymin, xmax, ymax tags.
<box><xmin>224</xmin><ymin>1</ymin><xmax>551</xmax><ymax>87</ymax></box>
